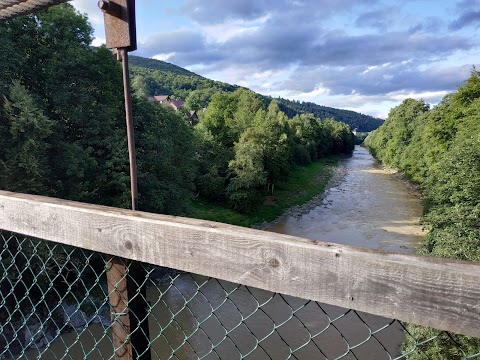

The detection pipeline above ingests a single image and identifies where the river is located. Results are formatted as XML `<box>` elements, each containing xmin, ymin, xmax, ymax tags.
<box><xmin>21</xmin><ymin>146</ymin><xmax>425</xmax><ymax>359</ymax></box>
<box><xmin>268</xmin><ymin>145</ymin><xmax>424</xmax><ymax>252</ymax></box>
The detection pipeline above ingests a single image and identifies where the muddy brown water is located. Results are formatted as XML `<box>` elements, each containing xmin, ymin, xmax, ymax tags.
<box><xmin>21</xmin><ymin>146</ymin><xmax>425</xmax><ymax>359</ymax></box>
<box><xmin>268</xmin><ymin>145</ymin><xmax>424</xmax><ymax>252</ymax></box>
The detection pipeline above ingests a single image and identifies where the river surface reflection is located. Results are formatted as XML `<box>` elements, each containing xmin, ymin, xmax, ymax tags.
<box><xmin>21</xmin><ymin>146</ymin><xmax>424</xmax><ymax>359</ymax></box>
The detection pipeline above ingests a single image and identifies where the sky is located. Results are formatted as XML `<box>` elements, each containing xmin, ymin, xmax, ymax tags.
<box><xmin>71</xmin><ymin>0</ymin><xmax>480</xmax><ymax>118</ymax></box>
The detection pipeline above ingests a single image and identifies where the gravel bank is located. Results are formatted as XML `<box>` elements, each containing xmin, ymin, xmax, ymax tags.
<box><xmin>253</xmin><ymin>161</ymin><xmax>349</xmax><ymax>230</ymax></box>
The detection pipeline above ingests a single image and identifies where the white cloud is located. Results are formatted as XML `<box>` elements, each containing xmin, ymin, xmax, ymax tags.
<box><xmin>389</xmin><ymin>90</ymin><xmax>449</xmax><ymax>103</ymax></box>
<box><xmin>202</xmin><ymin>15</ymin><xmax>271</xmax><ymax>43</ymax></box>
<box><xmin>295</xmin><ymin>86</ymin><xmax>330</xmax><ymax>100</ymax></box>
<box><xmin>153</xmin><ymin>52</ymin><xmax>176</xmax><ymax>61</ymax></box>
<box><xmin>91</xmin><ymin>37</ymin><xmax>106</xmax><ymax>47</ymax></box>
<box><xmin>71</xmin><ymin>0</ymin><xmax>480</xmax><ymax>118</ymax></box>
<box><xmin>71</xmin><ymin>0</ymin><xmax>104</xmax><ymax>26</ymax></box>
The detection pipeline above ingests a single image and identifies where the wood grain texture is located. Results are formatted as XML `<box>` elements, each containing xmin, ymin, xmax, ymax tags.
<box><xmin>1</xmin><ymin>190</ymin><xmax>479</xmax><ymax>337</ymax></box>
<box><xmin>106</xmin><ymin>256</ymin><xmax>133</xmax><ymax>360</ymax></box>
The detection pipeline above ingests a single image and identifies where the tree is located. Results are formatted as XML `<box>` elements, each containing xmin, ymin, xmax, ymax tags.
<box><xmin>131</xmin><ymin>74</ymin><xmax>151</xmax><ymax>98</ymax></box>
<box><xmin>364</xmin><ymin>71</ymin><xmax>480</xmax><ymax>359</ymax></box>
<box><xmin>134</xmin><ymin>97</ymin><xmax>196</xmax><ymax>215</ymax></box>
<box><xmin>0</xmin><ymin>81</ymin><xmax>53</xmax><ymax>193</ymax></box>
<box><xmin>0</xmin><ymin>4</ymin><xmax>131</xmax><ymax>207</ymax></box>
<box><xmin>226</xmin><ymin>128</ymin><xmax>267</xmax><ymax>212</ymax></box>
<box><xmin>184</xmin><ymin>88</ymin><xmax>218</xmax><ymax>110</ymax></box>
<box><xmin>200</xmin><ymin>91</ymin><xmax>238</xmax><ymax>148</ymax></box>
<box><xmin>229</xmin><ymin>88</ymin><xmax>264</xmax><ymax>139</ymax></box>
<box><xmin>258</xmin><ymin>100</ymin><xmax>294</xmax><ymax>189</ymax></box>
<box><xmin>193</xmin><ymin>124</ymin><xmax>232</xmax><ymax>201</ymax></box>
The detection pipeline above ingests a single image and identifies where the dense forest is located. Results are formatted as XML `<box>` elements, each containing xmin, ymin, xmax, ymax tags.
<box><xmin>0</xmin><ymin>4</ymin><xmax>354</xmax><ymax>216</ymax></box>
<box><xmin>274</xmin><ymin>98</ymin><xmax>384</xmax><ymax>132</ymax></box>
<box><xmin>194</xmin><ymin>89</ymin><xmax>354</xmax><ymax>212</ymax></box>
<box><xmin>364</xmin><ymin>71</ymin><xmax>480</xmax><ymax>358</ymax></box>
<box><xmin>129</xmin><ymin>55</ymin><xmax>384</xmax><ymax>132</ymax></box>
<box><xmin>0</xmin><ymin>6</ymin><xmax>196</xmax><ymax>215</ymax></box>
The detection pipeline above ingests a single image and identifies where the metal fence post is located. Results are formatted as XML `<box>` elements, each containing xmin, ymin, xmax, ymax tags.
<box><xmin>100</xmin><ymin>1</ymin><xmax>151</xmax><ymax>359</ymax></box>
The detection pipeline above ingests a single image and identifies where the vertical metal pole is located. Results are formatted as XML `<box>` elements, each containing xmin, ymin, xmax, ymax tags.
<box><xmin>118</xmin><ymin>48</ymin><xmax>151</xmax><ymax>360</ymax></box>
<box><xmin>119</xmin><ymin>48</ymin><xmax>138</xmax><ymax>211</ymax></box>
<box><xmin>100</xmin><ymin>2</ymin><xmax>148</xmax><ymax>359</ymax></box>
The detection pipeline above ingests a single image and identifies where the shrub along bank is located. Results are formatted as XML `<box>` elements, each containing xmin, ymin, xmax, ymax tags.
<box><xmin>191</xmin><ymin>156</ymin><xmax>338</xmax><ymax>227</ymax></box>
<box><xmin>364</xmin><ymin>70</ymin><xmax>480</xmax><ymax>358</ymax></box>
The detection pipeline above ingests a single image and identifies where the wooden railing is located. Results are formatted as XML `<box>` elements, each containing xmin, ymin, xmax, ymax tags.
<box><xmin>1</xmin><ymin>190</ymin><xmax>479</xmax><ymax>338</ymax></box>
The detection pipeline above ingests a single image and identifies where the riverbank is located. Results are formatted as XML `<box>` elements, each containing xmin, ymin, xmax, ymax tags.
<box><xmin>190</xmin><ymin>156</ymin><xmax>341</xmax><ymax>228</ymax></box>
<box><xmin>253</xmin><ymin>159</ymin><xmax>348</xmax><ymax>230</ymax></box>
<box><xmin>377</xmin><ymin>164</ymin><xmax>423</xmax><ymax>202</ymax></box>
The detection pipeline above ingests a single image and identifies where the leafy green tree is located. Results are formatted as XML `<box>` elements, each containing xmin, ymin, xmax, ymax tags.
<box><xmin>259</xmin><ymin>100</ymin><xmax>294</xmax><ymax>189</ymax></box>
<box><xmin>226</xmin><ymin>128</ymin><xmax>267</xmax><ymax>212</ymax></box>
<box><xmin>193</xmin><ymin>124</ymin><xmax>232</xmax><ymax>201</ymax></box>
<box><xmin>289</xmin><ymin>116</ymin><xmax>312</xmax><ymax>165</ymax></box>
<box><xmin>131</xmin><ymin>74</ymin><xmax>151</xmax><ymax>98</ymax></box>
<box><xmin>185</xmin><ymin>88</ymin><xmax>218</xmax><ymax>110</ymax></box>
<box><xmin>229</xmin><ymin>88</ymin><xmax>264</xmax><ymax>138</ymax></box>
<box><xmin>365</xmin><ymin>71</ymin><xmax>480</xmax><ymax>358</ymax></box>
<box><xmin>321</xmin><ymin>118</ymin><xmax>354</xmax><ymax>155</ymax></box>
<box><xmin>422</xmin><ymin>101</ymin><xmax>480</xmax><ymax>262</ymax></box>
<box><xmin>200</xmin><ymin>91</ymin><xmax>238</xmax><ymax>148</ymax></box>
<box><xmin>0</xmin><ymin>81</ymin><xmax>53</xmax><ymax>193</ymax></box>
<box><xmin>0</xmin><ymin>28</ymin><xmax>23</xmax><ymax>102</ymax></box>
<box><xmin>134</xmin><ymin>97</ymin><xmax>196</xmax><ymax>215</ymax></box>
<box><xmin>289</xmin><ymin>113</ymin><xmax>325</xmax><ymax>162</ymax></box>
<box><xmin>0</xmin><ymin>4</ymin><xmax>131</xmax><ymax>207</ymax></box>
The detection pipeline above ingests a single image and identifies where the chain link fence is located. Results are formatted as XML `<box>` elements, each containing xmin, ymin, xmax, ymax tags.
<box><xmin>1</xmin><ymin>231</ymin><xmax>479</xmax><ymax>359</ymax></box>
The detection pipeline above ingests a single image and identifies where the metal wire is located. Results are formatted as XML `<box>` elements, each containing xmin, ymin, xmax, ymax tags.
<box><xmin>1</xmin><ymin>232</ymin><xmax>479</xmax><ymax>359</ymax></box>
<box><xmin>0</xmin><ymin>0</ymin><xmax>68</xmax><ymax>20</ymax></box>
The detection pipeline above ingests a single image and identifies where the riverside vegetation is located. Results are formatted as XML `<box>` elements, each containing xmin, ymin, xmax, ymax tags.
<box><xmin>364</xmin><ymin>70</ymin><xmax>480</xmax><ymax>358</ymax></box>
<box><xmin>0</xmin><ymin>4</ymin><xmax>355</xmax><ymax>347</ymax></box>
<box><xmin>0</xmin><ymin>4</ymin><xmax>356</xmax><ymax>218</ymax></box>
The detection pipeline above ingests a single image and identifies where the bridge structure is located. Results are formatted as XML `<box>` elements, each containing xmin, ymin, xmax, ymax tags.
<box><xmin>1</xmin><ymin>190</ymin><xmax>479</xmax><ymax>359</ymax></box>
<box><xmin>0</xmin><ymin>1</ymin><xmax>479</xmax><ymax>359</ymax></box>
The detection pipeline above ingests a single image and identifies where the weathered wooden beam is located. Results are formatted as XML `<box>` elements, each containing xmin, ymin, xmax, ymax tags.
<box><xmin>1</xmin><ymin>190</ymin><xmax>479</xmax><ymax>337</ymax></box>
<box><xmin>106</xmin><ymin>255</ymin><xmax>133</xmax><ymax>360</ymax></box>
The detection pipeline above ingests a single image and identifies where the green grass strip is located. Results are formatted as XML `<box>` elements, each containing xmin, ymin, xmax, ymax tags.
<box><xmin>189</xmin><ymin>156</ymin><xmax>339</xmax><ymax>227</ymax></box>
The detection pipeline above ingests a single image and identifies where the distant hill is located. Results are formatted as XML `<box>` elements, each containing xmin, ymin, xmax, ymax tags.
<box><xmin>129</xmin><ymin>56</ymin><xmax>384</xmax><ymax>132</ymax></box>
<box><xmin>130</xmin><ymin>55</ymin><xmax>203</xmax><ymax>78</ymax></box>
<box><xmin>274</xmin><ymin>98</ymin><xmax>384</xmax><ymax>132</ymax></box>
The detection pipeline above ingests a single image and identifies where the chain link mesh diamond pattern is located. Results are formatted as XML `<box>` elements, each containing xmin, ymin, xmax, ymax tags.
<box><xmin>1</xmin><ymin>232</ymin><xmax>479</xmax><ymax>359</ymax></box>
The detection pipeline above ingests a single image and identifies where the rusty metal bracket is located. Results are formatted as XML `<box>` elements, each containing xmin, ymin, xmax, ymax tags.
<box><xmin>99</xmin><ymin>0</ymin><xmax>136</xmax><ymax>51</ymax></box>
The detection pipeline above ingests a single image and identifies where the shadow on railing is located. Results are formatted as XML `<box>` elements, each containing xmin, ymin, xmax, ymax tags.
<box><xmin>1</xmin><ymin>191</ymin><xmax>479</xmax><ymax>359</ymax></box>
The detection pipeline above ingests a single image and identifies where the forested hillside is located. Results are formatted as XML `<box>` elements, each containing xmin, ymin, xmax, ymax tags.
<box><xmin>0</xmin><ymin>4</ymin><xmax>353</xmax><ymax>217</ymax></box>
<box><xmin>275</xmin><ymin>98</ymin><xmax>384</xmax><ymax>132</ymax></box>
<box><xmin>129</xmin><ymin>57</ymin><xmax>237</xmax><ymax>108</ymax></box>
<box><xmin>129</xmin><ymin>56</ymin><xmax>384</xmax><ymax>132</ymax></box>
<box><xmin>130</xmin><ymin>55</ymin><xmax>203</xmax><ymax>77</ymax></box>
<box><xmin>364</xmin><ymin>71</ymin><xmax>480</xmax><ymax>358</ymax></box>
